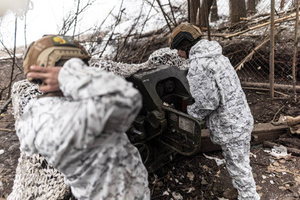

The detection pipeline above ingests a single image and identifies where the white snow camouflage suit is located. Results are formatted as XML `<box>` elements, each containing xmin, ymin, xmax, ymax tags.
<box><xmin>187</xmin><ymin>39</ymin><xmax>260</xmax><ymax>200</ymax></box>
<box><xmin>15</xmin><ymin>58</ymin><xmax>150</xmax><ymax>200</ymax></box>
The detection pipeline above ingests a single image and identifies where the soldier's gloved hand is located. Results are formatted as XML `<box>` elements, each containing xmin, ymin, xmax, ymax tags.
<box><xmin>27</xmin><ymin>65</ymin><xmax>62</xmax><ymax>93</ymax></box>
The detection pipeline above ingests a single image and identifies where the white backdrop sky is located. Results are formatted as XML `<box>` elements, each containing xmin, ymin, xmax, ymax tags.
<box><xmin>0</xmin><ymin>0</ymin><xmax>188</xmax><ymax>50</ymax></box>
<box><xmin>0</xmin><ymin>0</ymin><xmax>287</xmax><ymax>51</ymax></box>
<box><xmin>0</xmin><ymin>0</ymin><xmax>124</xmax><ymax>48</ymax></box>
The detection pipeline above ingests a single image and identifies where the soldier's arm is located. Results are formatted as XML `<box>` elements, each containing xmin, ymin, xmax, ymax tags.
<box><xmin>186</xmin><ymin>59</ymin><xmax>220</xmax><ymax>120</ymax></box>
<box><xmin>27</xmin><ymin>65</ymin><xmax>62</xmax><ymax>93</ymax></box>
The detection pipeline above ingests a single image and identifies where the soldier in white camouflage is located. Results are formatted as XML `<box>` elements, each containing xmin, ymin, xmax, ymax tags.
<box><xmin>14</xmin><ymin>35</ymin><xmax>150</xmax><ymax>200</ymax></box>
<box><xmin>169</xmin><ymin>23</ymin><xmax>260</xmax><ymax>200</ymax></box>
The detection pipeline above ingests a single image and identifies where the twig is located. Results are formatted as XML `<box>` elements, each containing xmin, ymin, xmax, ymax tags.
<box><xmin>0</xmin><ymin>98</ymin><xmax>12</xmax><ymax>114</ymax></box>
<box><xmin>155</xmin><ymin>0</ymin><xmax>172</xmax><ymax>32</ymax></box>
<box><xmin>271</xmin><ymin>105</ymin><xmax>286</xmax><ymax>124</ymax></box>
<box><xmin>168</xmin><ymin>0</ymin><xmax>178</xmax><ymax>26</ymax></box>
<box><xmin>59</xmin><ymin>0</ymin><xmax>96</xmax><ymax>35</ymax></box>
<box><xmin>235</xmin><ymin>29</ymin><xmax>283</xmax><ymax>71</ymax></box>
<box><xmin>224</xmin><ymin>13</ymin><xmax>297</xmax><ymax>39</ymax></box>
<box><xmin>247</xmin><ymin>7</ymin><xmax>297</xmax><ymax>25</ymax></box>
<box><xmin>87</xmin><ymin>6</ymin><xmax>115</xmax><ymax>54</ymax></box>
<box><xmin>187</xmin><ymin>0</ymin><xmax>190</xmax><ymax>23</ymax></box>
<box><xmin>144</xmin><ymin>0</ymin><xmax>160</xmax><ymax>13</ymax></box>
<box><xmin>225</xmin><ymin>49</ymin><xmax>244</xmax><ymax>59</ymax></box>
<box><xmin>292</xmin><ymin>0</ymin><xmax>299</xmax><ymax>99</ymax></box>
<box><xmin>125</xmin><ymin>0</ymin><xmax>155</xmax><ymax>62</ymax></box>
<box><xmin>73</xmin><ymin>0</ymin><xmax>81</xmax><ymax>38</ymax></box>
<box><xmin>242</xmin><ymin>87</ymin><xmax>289</xmax><ymax>97</ymax></box>
<box><xmin>99</xmin><ymin>0</ymin><xmax>125</xmax><ymax>58</ymax></box>
<box><xmin>7</xmin><ymin>16</ymin><xmax>18</xmax><ymax>99</ymax></box>
<box><xmin>0</xmin><ymin>128</ymin><xmax>15</xmax><ymax>132</ymax></box>
<box><xmin>114</xmin><ymin>2</ymin><xmax>144</xmax><ymax>62</ymax></box>
<box><xmin>0</xmin><ymin>40</ymin><xmax>22</xmax><ymax>71</ymax></box>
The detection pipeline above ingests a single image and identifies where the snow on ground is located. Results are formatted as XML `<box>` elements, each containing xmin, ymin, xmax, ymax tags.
<box><xmin>256</xmin><ymin>0</ymin><xmax>294</xmax><ymax>14</ymax></box>
<box><xmin>0</xmin><ymin>53</ymin><xmax>23</xmax><ymax>60</ymax></box>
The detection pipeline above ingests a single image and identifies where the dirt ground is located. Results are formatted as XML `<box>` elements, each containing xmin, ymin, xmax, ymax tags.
<box><xmin>1</xmin><ymin>63</ymin><xmax>300</xmax><ymax>200</ymax></box>
<box><xmin>146</xmin><ymin>90</ymin><xmax>300</xmax><ymax>200</ymax></box>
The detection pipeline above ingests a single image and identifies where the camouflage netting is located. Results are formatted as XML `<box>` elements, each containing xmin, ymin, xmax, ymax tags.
<box><xmin>8</xmin><ymin>47</ymin><xmax>188</xmax><ymax>199</ymax></box>
<box><xmin>8</xmin><ymin>152</ymin><xmax>73</xmax><ymax>200</ymax></box>
<box><xmin>89</xmin><ymin>47</ymin><xmax>189</xmax><ymax>77</ymax></box>
<box><xmin>9</xmin><ymin>80</ymin><xmax>73</xmax><ymax>200</ymax></box>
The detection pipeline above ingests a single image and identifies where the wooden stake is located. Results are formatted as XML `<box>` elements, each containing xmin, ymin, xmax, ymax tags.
<box><xmin>270</xmin><ymin>0</ymin><xmax>275</xmax><ymax>100</ymax></box>
<box><xmin>292</xmin><ymin>0</ymin><xmax>299</xmax><ymax>99</ymax></box>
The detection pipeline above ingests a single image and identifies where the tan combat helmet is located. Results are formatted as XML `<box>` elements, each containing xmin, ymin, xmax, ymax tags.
<box><xmin>169</xmin><ymin>23</ymin><xmax>202</xmax><ymax>50</ymax></box>
<box><xmin>23</xmin><ymin>35</ymin><xmax>91</xmax><ymax>84</ymax></box>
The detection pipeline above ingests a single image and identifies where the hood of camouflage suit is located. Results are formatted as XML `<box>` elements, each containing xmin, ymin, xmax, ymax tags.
<box><xmin>189</xmin><ymin>39</ymin><xmax>222</xmax><ymax>59</ymax></box>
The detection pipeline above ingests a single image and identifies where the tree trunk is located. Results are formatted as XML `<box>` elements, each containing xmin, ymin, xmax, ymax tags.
<box><xmin>210</xmin><ymin>0</ymin><xmax>219</xmax><ymax>22</ymax></box>
<box><xmin>280</xmin><ymin>0</ymin><xmax>285</xmax><ymax>10</ymax></box>
<box><xmin>199</xmin><ymin>0</ymin><xmax>214</xmax><ymax>28</ymax></box>
<box><xmin>229</xmin><ymin>0</ymin><xmax>247</xmax><ymax>24</ymax></box>
<box><xmin>190</xmin><ymin>0</ymin><xmax>200</xmax><ymax>25</ymax></box>
<box><xmin>247</xmin><ymin>0</ymin><xmax>256</xmax><ymax>15</ymax></box>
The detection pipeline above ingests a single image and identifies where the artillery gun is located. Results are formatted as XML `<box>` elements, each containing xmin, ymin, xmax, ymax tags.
<box><xmin>126</xmin><ymin>65</ymin><xmax>202</xmax><ymax>172</ymax></box>
<box><xmin>23</xmin><ymin>34</ymin><xmax>202</xmax><ymax>173</ymax></box>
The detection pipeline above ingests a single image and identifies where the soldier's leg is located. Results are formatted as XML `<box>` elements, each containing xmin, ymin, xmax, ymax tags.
<box><xmin>221</xmin><ymin>140</ymin><xmax>260</xmax><ymax>200</ymax></box>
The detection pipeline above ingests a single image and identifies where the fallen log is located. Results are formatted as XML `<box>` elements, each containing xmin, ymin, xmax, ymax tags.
<box><xmin>241</xmin><ymin>82</ymin><xmax>300</xmax><ymax>92</ymax></box>
<box><xmin>278</xmin><ymin>137</ymin><xmax>300</xmax><ymax>148</ymax></box>
<box><xmin>263</xmin><ymin>140</ymin><xmax>300</xmax><ymax>156</ymax></box>
<box><xmin>200</xmin><ymin>123</ymin><xmax>288</xmax><ymax>152</ymax></box>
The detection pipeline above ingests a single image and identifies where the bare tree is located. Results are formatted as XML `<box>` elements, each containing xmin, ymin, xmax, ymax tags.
<box><xmin>73</xmin><ymin>0</ymin><xmax>81</xmax><ymax>38</ymax></box>
<box><xmin>199</xmin><ymin>0</ymin><xmax>214</xmax><ymax>28</ymax></box>
<box><xmin>188</xmin><ymin>0</ymin><xmax>214</xmax><ymax>28</ymax></box>
<box><xmin>247</xmin><ymin>0</ymin><xmax>257</xmax><ymax>15</ymax></box>
<box><xmin>99</xmin><ymin>0</ymin><xmax>125</xmax><ymax>58</ymax></box>
<box><xmin>156</xmin><ymin>0</ymin><xmax>175</xmax><ymax>32</ymax></box>
<box><xmin>168</xmin><ymin>0</ymin><xmax>178</xmax><ymax>27</ymax></box>
<box><xmin>189</xmin><ymin>0</ymin><xmax>200</xmax><ymax>25</ymax></box>
<box><xmin>8</xmin><ymin>17</ymin><xmax>18</xmax><ymax>99</ymax></box>
<box><xmin>280</xmin><ymin>0</ymin><xmax>285</xmax><ymax>10</ymax></box>
<box><xmin>59</xmin><ymin>0</ymin><xmax>96</xmax><ymax>35</ymax></box>
<box><xmin>0</xmin><ymin>17</ymin><xmax>22</xmax><ymax>100</ymax></box>
<box><xmin>210</xmin><ymin>0</ymin><xmax>219</xmax><ymax>22</ymax></box>
<box><xmin>229</xmin><ymin>0</ymin><xmax>247</xmax><ymax>23</ymax></box>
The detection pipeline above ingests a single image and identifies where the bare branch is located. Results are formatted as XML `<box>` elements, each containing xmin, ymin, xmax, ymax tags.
<box><xmin>168</xmin><ymin>0</ymin><xmax>178</xmax><ymax>26</ymax></box>
<box><xmin>59</xmin><ymin>0</ymin><xmax>96</xmax><ymax>35</ymax></box>
<box><xmin>7</xmin><ymin>17</ymin><xmax>18</xmax><ymax>99</ymax></box>
<box><xmin>155</xmin><ymin>0</ymin><xmax>172</xmax><ymax>32</ymax></box>
<box><xmin>73</xmin><ymin>0</ymin><xmax>81</xmax><ymax>38</ymax></box>
<box><xmin>99</xmin><ymin>0</ymin><xmax>125</xmax><ymax>58</ymax></box>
